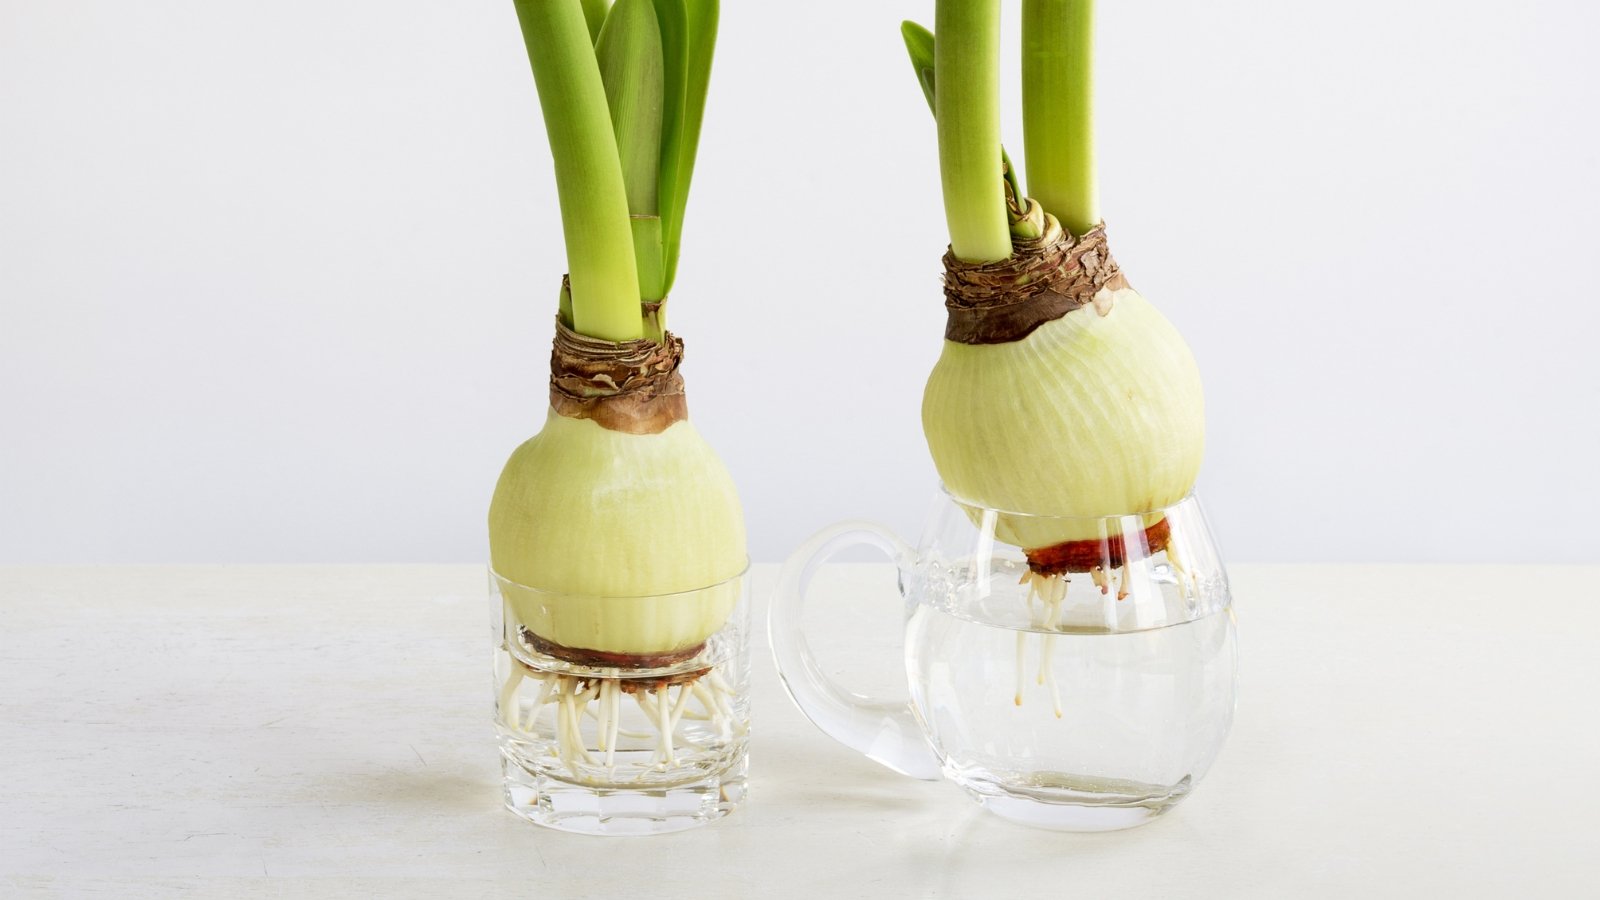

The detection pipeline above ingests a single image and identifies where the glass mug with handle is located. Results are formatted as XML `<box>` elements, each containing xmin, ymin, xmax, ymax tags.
<box><xmin>769</xmin><ymin>490</ymin><xmax>1237</xmax><ymax>832</ymax></box>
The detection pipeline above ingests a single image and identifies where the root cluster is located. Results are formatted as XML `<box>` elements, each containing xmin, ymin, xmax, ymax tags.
<box><xmin>1013</xmin><ymin>549</ymin><xmax>1195</xmax><ymax>718</ymax></box>
<box><xmin>498</xmin><ymin>658</ymin><xmax>742</xmax><ymax>781</ymax></box>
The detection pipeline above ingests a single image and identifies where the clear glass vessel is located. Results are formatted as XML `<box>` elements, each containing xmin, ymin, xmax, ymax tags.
<box><xmin>770</xmin><ymin>492</ymin><xmax>1236</xmax><ymax>832</ymax></box>
<box><xmin>492</xmin><ymin>568</ymin><xmax>751</xmax><ymax>835</ymax></box>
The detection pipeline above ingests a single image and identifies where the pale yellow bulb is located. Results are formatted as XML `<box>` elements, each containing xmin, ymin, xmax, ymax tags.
<box><xmin>489</xmin><ymin>411</ymin><xmax>746</xmax><ymax>656</ymax></box>
<box><xmin>922</xmin><ymin>286</ymin><xmax>1204</xmax><ymax>549</ymax></box>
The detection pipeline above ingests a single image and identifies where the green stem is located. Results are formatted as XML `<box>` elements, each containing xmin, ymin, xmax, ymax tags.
<box><xmin>935</xmin><ymin>0</ymin><xmax>1010</xmax><ymax>263</ymax></box>
<box><xmin>515</xmin><ymin>0</ymin><xmax>643</xmax><ymax>342</ymax></box>
<box><xmin>902</xmin><ymin>20</ymin><xmax>1024</xmax><ymax>235</ymax></box>
<box><xmin>1022</xmin><ymin>0</ymin><xmax>1098</xmax><ymax>235</ymax></box>
<box><xmin>596</xmin><ymin>0</ymin><xmax>667</xmax><ymax>301</ymax></box>
<box><xmin>654</xmin><ymin>0</ymin><xmax>718</xmax><ymax>297</ymax></box>
<box><xmin>631</xmin><ymin>215</ymin><xmax>666</xmax><ymax>304</ymax></box>
<box><xmin>580</xmin><ymin>0</ymin><xmax>611</xmax><ymax>43</ymax></box>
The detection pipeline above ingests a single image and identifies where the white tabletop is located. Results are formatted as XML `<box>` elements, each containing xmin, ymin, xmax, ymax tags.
<box><xmin>2</xmin><ymin>564</ymin><xmax>1597</xmax><ymax>898</ymax></box>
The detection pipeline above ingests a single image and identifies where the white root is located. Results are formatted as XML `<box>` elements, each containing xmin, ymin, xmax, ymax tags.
<box><xmin>553</xmin><ymin>680</ymin><xmax>573</xmax><ymax>773</ymax></box>
<box><xmin>707</xmin><ymin>671</ymin><xmax>733</xmax><ymax>707</ymax></box>
<box><xmin>635</xmin><ymin>688</ymin><xmax>668</xmax><ymax>767</ymax></box>
<box><xmin>668</xmin><ymin>682</ymin><xmax>695</xmax><ymax>731</ymax></box>
<box><xmin>647</xmin><ymin>688</ymin><xmax>669</xmax><ymax>766</ymax></box>
<box><xmin>529</xmin><ymin>676</ymin><xmax>558</xmax><ymax>714</ymax></box>
<box><xmin>563</xmin><ymin>687</ymin><xmax>580</xmax><ymax>773</ymax></box>
<box><xmin>505</xmin><ymin>658</ymin><xmax>744</xmax><ymax>780</ymax></box>
<box><xmin>606</xmin><ymin>681</ymin><xmax>621</xmax><ymax>766</ymax></box>
<box><xmin>1166</xmin><ymin>541</ymin><xmax>1195</xmax><ymax>600</ymax></box>
<box><xmin>708</xmin><ymin>668</ymin><xmax>738</xmax><ymax>700</ymax></box>
<box><xmin>661</xmin><ymin>688</ymin><xmax>675</xmax><ymax>766</ymax></box>
<box><xmin>569</xmin><ymin>688</ymin><xmax>596</xmax><ymax>766</ymax></box>
<box><xmin>1041</xmin><ymin>575</ymin><xmax>1065</xmax><ymax>718</ymax></box>
<box><xmin>581</xmin><ymin>700</ymin><xmax>654</xmax><ymax>738</ymax></box>
<box><xmin>634</xmin><ymin>688</ymin><xmax>663</xmax><ymax>729</ymax></box>
<box><xmin>1016</xmin><ymin>572</ymin><xmax>1068</xmax><ymax>716</ymax></box>
<box><xmin>595</xmin><ymin>679</ymin><xmax>612</xmax><ymax>755</ymax></box>
<box><xmin>1017</xmin><ymin>572</ymin><xmax>1041</xmax><ymax>706</ymax></box>
<box><xmin>1041</xmin><ymin>634</ymin><xmax>1062</xmax><ymax>718</ymax></box>
<box><xmin>549</xmin><ymin>676</ymin><xmax>600</xmax><ymax>776</ymax></box>
<box><xmin>499</xmin><ymin>659</ymin><xmax>565</xmax><ymax>736</ymax></box>
<box><xmin>1014</xmin><ymin>629</ymin><xmax>1027</xmax><ymax>706</ymax></box>
<box><xmin>704</xmin><ymin>670</ymin><xmax>735</xmax><ymax>722</ymax></box>
<box><xmin>689</xmin><ymin>681</ymin><xmax>716</xmax><ymax>714</ymax></box>
<box><xmin>692</xmin><ymin>682</ymin><xmax>729</xmax><ymax>739</ymax></box>
<box><xmin>498</xmin><ymin>666</ymin><xmax>525</xmax><ymax>732</ymax></box>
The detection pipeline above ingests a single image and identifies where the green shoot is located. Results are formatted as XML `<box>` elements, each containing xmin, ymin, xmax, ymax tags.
<box><xmin>899</xmin><ymin>20</ymin><xmax>937</xmax><ymax>110</ymax></box>
<box><xmin>934</xmin><ymin>0</ymin><xmax>1011</xmax><ymax>263</ymax></box>
<box><xmin>1022</xmin><ymin>0</ymin><xmax>1098</xmax><ymax>235</ymax></box>
<box><xmin>900</xmin><ymin>20</ymin><xmax>1023</xmax><ymax>219</ymax></box>
<box><xmin>597</xmin><ymin>0</ymin><xmax>668</xmax><ymax>301</ymax></box>
<box><xmin>654</xmin><ymin>0</ymin><xmax>718</xmax><ymax>296</ymax></box>
<box><xmin>589</xmin><ymin>0</ymin><xmax>717</xmax><ymax>313</ymax></box>
<box><xmin>580</xmin><ymin>0</ymin><xmax>612</xmax><ymax>43</ymax></box>
<box><xmin>514</xmin><ymin>0</ymin><xmax>643</xmax><ymax>342</ymax></box>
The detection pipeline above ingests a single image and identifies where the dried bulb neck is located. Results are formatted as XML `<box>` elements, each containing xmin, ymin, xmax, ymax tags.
<box><xmin>941</xmin><ymin>212</ymin><xmax>1128</xmax><ymax>345</ymax></box>
<box><xmin>549</xmin><ymin>316</ymin><xmax>688</xmax><ymax>434</ymax></box>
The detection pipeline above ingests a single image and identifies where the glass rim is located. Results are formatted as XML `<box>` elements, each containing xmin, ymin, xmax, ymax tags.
<box><xmin>938</xmin><ymin>484</ymin><xmax>1199</xmax><ymax>521</ymax></box>
<box><xmin>490</xmin><ymin>560</ymin><xmax>750</xmax><ymax>600</ymax></box>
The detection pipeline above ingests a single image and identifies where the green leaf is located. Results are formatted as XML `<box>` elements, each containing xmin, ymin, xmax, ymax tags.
<box><xmin>580</xmin><ymin>0</ymin><xmax>611</xmax><ymax>43</ymax></box>
<box><xmin>512</xmin><ymin>0</ymin><xmax>642</xmax><ymax>341</ymax></box>
<box><xmin>900</xmin><ymin>20</ymin><xmax>936</xmax><ymax>114</ymax></box>
<box><xmin>653</xmin><ymin>0</ymin><xmax>717</xmax><ymax>295</ymax></box>
<box><xmin>902</xmin><ymin>19</ymin><xmax>1023</xmax><ymax>212</ymax></box>
<box><xmin>596</xmin><ymin>0</ymin><xmax>667</xmax><ymax>300</ymax></box>
<box><xmin>596</xmin><ymin>0</ymin><xmax>664</xmax><ymax>218</ymax></box>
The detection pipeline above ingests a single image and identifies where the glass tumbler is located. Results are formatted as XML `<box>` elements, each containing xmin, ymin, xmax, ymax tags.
<box><xmin>770</xmin><ymin>492</ymin><xmax>1236</xmax><ymax>831</ymax></box>
<box><xmin>492</xmin><ymin>568</ymin><xmax>751</xmax><ymax>835</ymax></box>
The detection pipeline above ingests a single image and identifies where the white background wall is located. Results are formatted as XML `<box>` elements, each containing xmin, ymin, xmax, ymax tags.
<box><xmin>2</xmin><ymin>1</ymin><xmax>1596</xmax><ymax>564</ymax></box>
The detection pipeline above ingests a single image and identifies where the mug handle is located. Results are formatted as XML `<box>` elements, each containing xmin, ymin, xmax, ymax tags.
<box><xmin>768</xmin><ymin>521</ymin><xmax>944</xmax><ymax>780</ymax></box>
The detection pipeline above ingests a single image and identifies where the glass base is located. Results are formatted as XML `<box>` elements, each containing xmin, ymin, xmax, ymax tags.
<box><xmin>956</xmin><ymin>772</ymin><xmax>1192</xmax><ymax>833</ymax></box>
<box><xmin>501</xmin><ymin>752</ymin><xmax>748</xmax><ymax>835</ymax></box>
